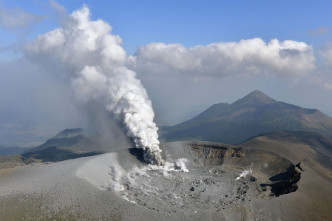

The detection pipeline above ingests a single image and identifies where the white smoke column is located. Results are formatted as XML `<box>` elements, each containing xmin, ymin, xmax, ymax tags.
<box><xmin>236</xmin><ymin>169</ymin><xmax>252</xmax><ymax>180</ymax></box>
<box><xmin>24</xmin><ymin>6</ymin><xmax>164</xmax><ymax>165</ymax></box>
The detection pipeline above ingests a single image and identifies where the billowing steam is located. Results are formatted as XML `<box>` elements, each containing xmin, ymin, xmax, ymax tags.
<box><xmin>236</xmin><ymin>169</ymin><xmax>252</xmax><ymax>180</ymax></box>
<box><xmin>24</xmin><ymin>6</ymin><xmax>164</xmax><ymax>165</ymax></box>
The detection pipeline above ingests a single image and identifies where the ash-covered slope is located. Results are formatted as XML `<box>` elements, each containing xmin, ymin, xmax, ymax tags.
<box><xmin>242</xmin><ymin>130</ymin><xmax>332</xmax><ymax>170</ymax></box>
<box><xmin>161</xmin><ymin>90</ymin><xmax>332</xmax><ymax>144</ymax></box>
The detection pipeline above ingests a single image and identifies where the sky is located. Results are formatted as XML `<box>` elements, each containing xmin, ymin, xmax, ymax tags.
<box><xmin>0</xmin><ymin>0</ymin><xmax>332</xmax><ymax>146</ymax></box>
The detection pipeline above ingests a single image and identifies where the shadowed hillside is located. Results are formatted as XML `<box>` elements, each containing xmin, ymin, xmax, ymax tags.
<box><xmin>26</xmin><ymin>128</ymin><xmax>96</xmax><ymax>153</ymax></box>
<box><xmin>21</xmin><ymin>128</ymin><xmax>102</xmax><ymax>163</ymax></box>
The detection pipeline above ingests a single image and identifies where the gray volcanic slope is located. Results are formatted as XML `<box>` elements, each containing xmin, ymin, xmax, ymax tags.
<box><xmin>0</xmin><ymin>131</ymin><xmax>331</xmax><ymax>220</ymax></box>
<box><xmin>160</xmin><ymin>90</ymin><xmax>332</xmax><ymax>144</ymax></box>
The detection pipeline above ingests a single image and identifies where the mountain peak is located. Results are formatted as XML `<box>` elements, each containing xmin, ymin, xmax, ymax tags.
<box><xmin>233</xmin><ymin>90</ymin><xmax>276</xmax><ymax>106</ymax></box>
<box><xmin>162</xmin><ymin>90</ymin><xmax>332</xmax><ymax>144</ymax></box>
<box><xmin>54</xmin><ymin>128</ymin><xmax>84</xmax><ymax>139</ymax></box>
<box><xmin>248</xmin><ymin>90</ymin><xmax>268</xmax><ymax>96</ymax></box>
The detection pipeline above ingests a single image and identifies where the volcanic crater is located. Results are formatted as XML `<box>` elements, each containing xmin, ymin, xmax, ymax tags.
<box><xmin>116</xmin><ymin>141</ymin><xmax>302</xmax><ymax>213</ymax></box>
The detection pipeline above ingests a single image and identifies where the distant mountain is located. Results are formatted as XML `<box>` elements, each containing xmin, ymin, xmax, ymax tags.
<box><xmin>26</xmin><ymin>128</ymin><xmax>96</xmax><ymax>153</ymax></box>
<box><xmin>0</xmin><ymin>145</ymin><xmax>32</xmax><ymax>156</ymax></box>
<box><xmin>22</xmin><ymin>128</ymin><xmax>102</xmax><ymax>163</ymax></box>
<box><xmin>160</xmin><ymin>90</ymin><xmax>332</xmax><ymax>144</ymax></box>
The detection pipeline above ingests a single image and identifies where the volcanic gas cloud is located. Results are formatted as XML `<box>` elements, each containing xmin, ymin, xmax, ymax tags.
<box><xmin>24</xmin><ymin>6</ymin><xmax>164</xmax><ymax>165</ymax></box>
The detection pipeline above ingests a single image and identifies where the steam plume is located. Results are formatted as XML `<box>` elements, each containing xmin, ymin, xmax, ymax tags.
<box><xmin>24</xmin><ymin>6</ymin><xmax>163</xmax><ymax>165</ymax></box>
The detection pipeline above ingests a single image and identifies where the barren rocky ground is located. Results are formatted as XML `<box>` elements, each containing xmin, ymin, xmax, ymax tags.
<box><xmin>0</xmin><ymin>134</ymin><xmax>331</xmax><ymax>220</ymax></box>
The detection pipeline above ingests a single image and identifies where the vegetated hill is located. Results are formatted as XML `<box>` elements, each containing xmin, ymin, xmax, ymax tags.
<box><xmin>21</xmin><ymin>128</ymin><xmax>102</xmax><ymax>163</ymax></box>
<box><xmin>160</xmin><ymin>90</ymin><xmax>332</xmax><ymax>144</ymax></box>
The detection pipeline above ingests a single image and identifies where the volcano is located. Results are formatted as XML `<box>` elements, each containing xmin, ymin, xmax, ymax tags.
<box><xmin>161</xmin><ymin>90</ymin><xmax>332</xmax><ymax>144</ymax></box>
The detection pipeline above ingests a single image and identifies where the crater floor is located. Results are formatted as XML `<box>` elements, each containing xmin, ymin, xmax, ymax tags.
<box><xmin>121</xmin><ymin>164</ymin><xmax>261</xmax><ymax>213</ymax></box>
<box><xmin>0</xmin><ymin>140</ymin><xmax>331</xmax><ymax>221</ymax></box>
<box><xmin>78</xmin><ymin>141</ymin><xmax>299</xmax><ymax>213</ymax></box>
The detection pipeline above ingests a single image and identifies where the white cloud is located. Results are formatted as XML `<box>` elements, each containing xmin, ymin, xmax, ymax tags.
<box><xmin>50</xmin><ymin>0</ymin><xmax>67</xmax><ymax>15</ymax></box>
<box><xmin>0</xmin><ymin>42</ymin><xmax>18</xmax><ymax>53</ymax></box>
<box><xmin>131</xmin><ymin>38</ymin><xmax>316</xmax><ymax>78</ymax></box>
<box><xmin>0</xmin><ymin>7</ymin><xmax>44</xmax><ymax>31</ymax></box>
<box><xmin>24</xmin><ymin>6</ymin><xmax>126</xmax><ymax>71</ymax></box>
<box><xmin>308</xmin><ymin>26</ymin><xmax>329</xmax><ymax>36</ymax></box>
<box><xmin>319</xmin><ymin>43</ymin><xmax>332</xmax><ymax>68</ymax></box>
<box><xmin>311</xmin><ymin>76</ymin><xmax>332</xmax><ymax>91</ymax></box>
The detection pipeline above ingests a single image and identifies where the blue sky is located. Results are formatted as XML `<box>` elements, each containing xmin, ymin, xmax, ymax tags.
<box><xmin>0</xmin><ymin>0</ymin><xmax>332</xmax><ymax>146</ymax></box>
<box><xmin>1</xmin><ymin>0</ymin><xmax>332</xmax><ymax>55</ymax></box>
